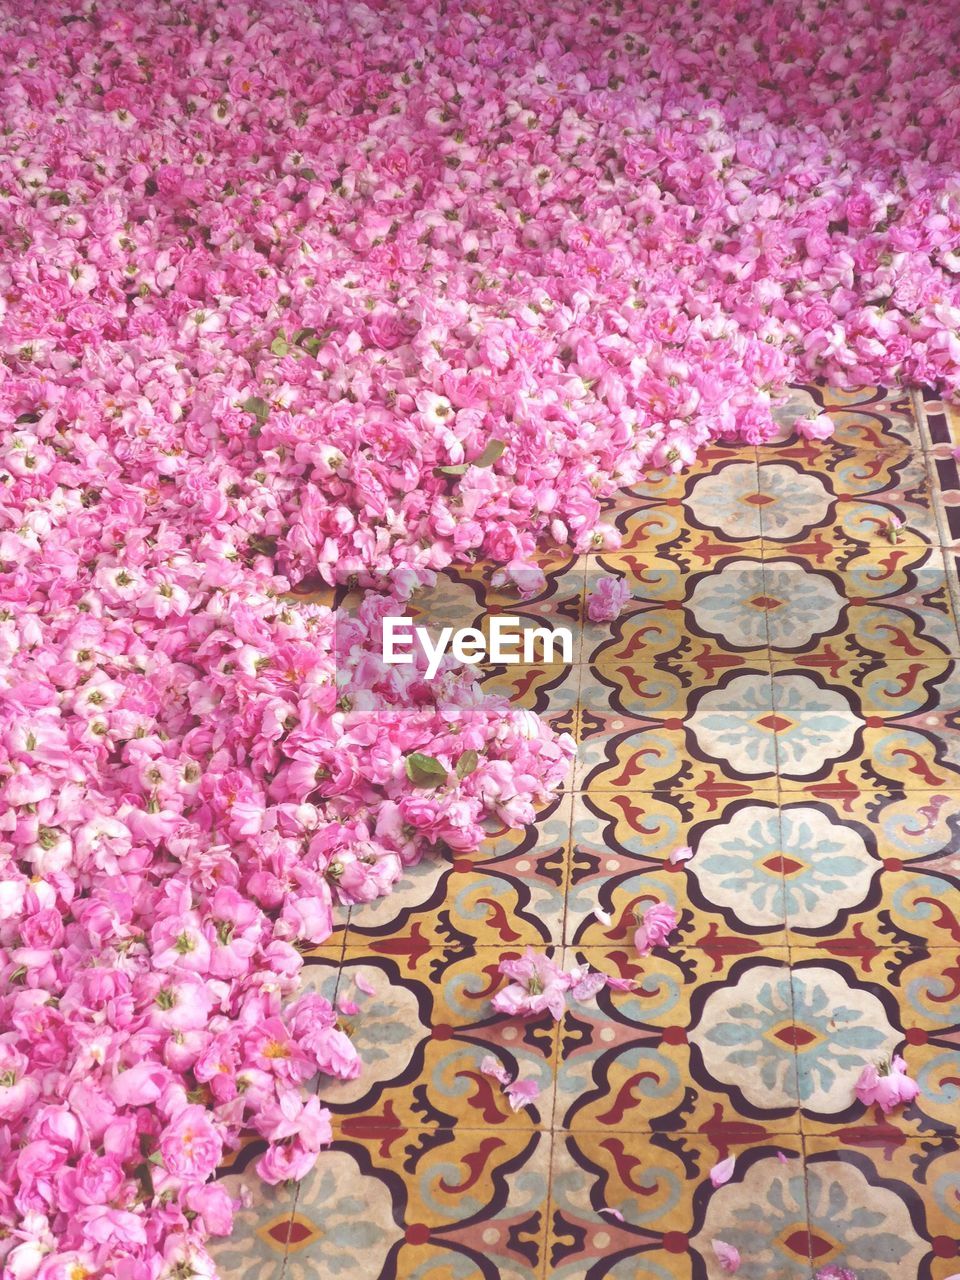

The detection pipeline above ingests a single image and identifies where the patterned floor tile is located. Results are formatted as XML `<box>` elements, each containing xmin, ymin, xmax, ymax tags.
<box><xmin>790</xmin><ymin>951</ymin><xmax>960</xmax><ymax>1140</ymax></box>
<box><xmin>780</xmin><ymin>792</ymin><xmax>960</xmax><ymax>951</ymax></box>
<box><xmin>547</xmin><ymin>1131</ymin><xmax>809</xmax><ymax>1280</ymax></box>
<box><xmin>556</xmin><ymin>946</ymin><xmax>801</xmax><ymax>1137</ymax></box>
<box><xmin>759</xmin><ymin>544</ymin><xmax>960</xmax><ymax>659</ymax></box>
<box><xmin>757</xmin><ymin>448</ymin><xmax>939</xmax><ymax>551</ymax></box>
<box><xmin>802</xmin><ymin>1137</ymin><xmax>960</xmax><ymax>1280</ymax></box>
<box><xmin>286</xmin><ymin>1128</ymin><xmax>552</xmax><ymax>1280</ymax></box>
<box><xmin>209</xmin><ymin>1167</ymin><xmax>296</xmax><ymax>1280</ymax></box>
<box><xmin>769</xmin><ymin>659</ymin><xmax>960</xmax><ymax>792</ymax></box>
<box><xmin>315</xmin><ymin>947</ymin><xmax>560</xmax><ymax>1131</ymax></box>
<box><xmin>567</xmin><ymin>792</ymin><xmax>788</xmax><ymax>947</ymax></box>
<box><xmin>768</xmin><ymin>383</ymin><xmax>922</xmax><ymax>453</ymax></box>
<box><xmin>584</xmin><ymin>551</ymin><xmax>770</xmax><ymax>664</ymax></box>
<box><xmin>347</xmin><ymin>795</ymin><xmax>572</xmax><ymax>949</ymax></box>
<box><xmin>601</xmin><ymin>447</ymin><xmax>764</xmax><ymax>558</ymax></box>
<box><xmin>576</xmin><ymin>659</ymin><xmax>781</xmax><ymax>793</ymax></box>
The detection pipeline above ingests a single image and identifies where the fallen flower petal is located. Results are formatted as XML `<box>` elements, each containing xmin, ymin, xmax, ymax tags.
<box><xmin>593</xmin><ymin>907</ymin><xmax>613</xmax><ymax>927</ymax></box>
<box><xmin>587</xmin><ymin>575</ymin><xmax>632</xmax><ymax>623</ymax></box>
<box><xmin>815</xmin><ymin>1268</ymin><xmax>859</xmax><ymax>1280</ymax></box>
<box><xmin>598</xmin><ymin>1206</ymin><xmax>625</xmax><ymax>1222</ymax></box>
<box><xmin>504</xmin><ymin>1078</ymin><xmax>540</xmax><ymax>1112</ymax></box>
<box><xmin>796</xmin><ymin>413</ymin><xmax>835</xmax><ymax>441</ymax></box>
<box><xmin>709</xmin><ymin>1156</ymin><xmax>736</xmax><ymax>1188</ymax></box>
<box><xmin>480</xmin><ymin>1055</ymin><xmax>512</xmax><ymax>1086</ymax></box>
<box><xmin>633</xmin><ymin>902</ymin><xmax>679</xmax><ymax>957</ymax></box>
<box><xmin>354</xmin><ymin>972</ymin><xmax>377</xmax><ymax>997</ymax></box>
<box><xmin>854</xmin><ymin>1054</ymin><xmax>920</xmax><ymax>1114</ymax></box>
<box><xmin>669</xmin><ymin>844</ymin><xmax>694</xmax><ymax>864</ymax></box>
<box><xmin>712</xmin><ymin>1240</ymin><xmax>741</xmax><ymax>1273</ymax></box>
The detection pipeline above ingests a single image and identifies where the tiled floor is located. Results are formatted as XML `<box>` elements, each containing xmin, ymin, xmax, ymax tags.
<box><xmin>213</xmin><ymin>386</ymin><xmax>960</xmax><ymax>1280</ymax></box>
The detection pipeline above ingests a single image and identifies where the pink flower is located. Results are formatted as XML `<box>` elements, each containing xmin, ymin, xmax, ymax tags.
<box><xmin>159</xmin><ymin>1106</ymin><xmax>223</xmax><ymax>1182</ymax></box>
<box><xmin>815</xmin><ymin>1268</ymin><xmax>858</xmax><ymax>1280</ymax></box>
<box><xmin>633</xmin><ymin>902</ymin><xmax>679</xmax><ymax>956</ymax></box>
<box><xmin>854</xmin><ymin>1055</ymin><xmax>920</xmax><ymax>1114</ymax></box>
<box><xmin>492</xmin><ymin>949</ymin><xmax>573</xmax><ymax>1021</ymax></box>
<box><xmin>796</xmin><ymin>413</ymin><xmax>835</xmax><ymax>441</ymax></box>
<box><xmin>712</xmin><ymin>1240</ymin><xmax>741</xmax><ymax>1273</ymax></box>
<box><xmin>587</xmin><ymin>575</ymin><xmax>632</xmax><ymax>623</ymax></box>
<box><xmin>480</xmin><ymin>1055</ymin><xmax>511</xmax><ymax>1086</ymax></box>
<box><xmin>504</xmin><ymin>1078</ymin><xmax>540</xmax><ymax>1112</ymax></box>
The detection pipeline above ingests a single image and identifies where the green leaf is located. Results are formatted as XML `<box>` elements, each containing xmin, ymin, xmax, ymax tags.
<box><xmin>404</xmin><ymin>752</ymin><xmax>448</xmax><ymax>787</ymax></box>
<box><xmin>455</xmin><ymin>749</ymin><xmax>478</xmax><ymax>780</ymax></box>
<box><xmin>147</xmin><ymin>1150</ymin><xmax>165</xmax><ymax>1166</ymax></box>
<box><xmin>473</xmin><ymin>439</ymin><xmax>506</xmax><ymax>467</ymax></box>
<box><xmin>48</xmin><ymin>191</ymin><xmax>70</xmax><ymax>206</ymax></box>
<box><xmin>434</xmin><ymin>463</ymin><xmax>468</xmax><ymax>478</ymax></box>
<box><xmin>249</xmin><ymin>534</ymin><xmax>278</xmax><ymax>557</ymax></box>
<box><xmin>270</xmin><ymin>334</ymin><xmax>290</xmax><ymax>358</ymax></box>
<box><xmin>242</xmin><ymin>395</ymin><xmax>271</xmax><ymax>425</ymax></box>
<box><xmin>299</xmin><ymin>168</ymin><xmax>317</xmax><ymax>181</ymax></box>
<box><xmin>293</xmin><ymin>326</ymin><xmax>332</xmax><ymax>357</ymax></box>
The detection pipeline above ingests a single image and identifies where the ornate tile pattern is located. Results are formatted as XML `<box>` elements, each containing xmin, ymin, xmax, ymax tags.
<box><xmin>215</xmin><ymin>384</ymin><xmax>960</xmax><ymax>1280</ymax></box>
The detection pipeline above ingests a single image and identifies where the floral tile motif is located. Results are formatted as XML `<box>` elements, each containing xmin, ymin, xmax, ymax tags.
<box><xmin>790</xmin><ymin>952</ymin><xmax>960</xmax><ymax>1140</ymax></box>
<box><xmin>555</xmin><ymin>946</ymin><xmax>801</xmax><ymax>1137</ymax></box>
<box><xmin>209</xmin><ymin>1169</ymin><xmax>296</xmax><ymax>1280</ymax></box>
<box><xmin>756</xmin><ymin>450</ymin><xmax>938</xmax><ymax>550</ymax></box>
<box><xmin>696</xmin><ymin>1139</ymin><xmax>950</xmax><ymax>1280</ymax></box>
<box><xmin>801</xmin><ymin>1138</ymin><xmax>960</xmax><ymax>1280</ymax></box>
<box><xmin>567</xmin><ymin>792</ymin><xmax>788</xmax><ymax>947</ymax></box>
<box><xmin>347</xmin><ymin>795</ymin><xmax>573</xmax><ymax>948</ymax></box>
<box><xmin>779</xmin><ymin>792</ymin><xmax>960</xmax><ymax>950</ymax></box>
<box><xmin>585</xmin><ymin>551</ymin><xmax>769</xmax><ymax>664</ymax></box>
<box><xmin>548</xmin><ymin>1132</ymin><xmax>809</xmax><ymax>1280</ymax></box>
<box><xmin>602</xmin><ymin>446</ymin><xmax>763</xmax><ymax>558</ymax></box>
<box><xmin>769</xmin><ymin>384</ymin><xmax>921</xmax><ymax>453</ymax></box>
<box><xmin>410</xmin><ymin>556</ymin><xmax>586</xmax><ymax>663</ymax></box>
<box><xmin>285</xmin><ymin>1128</ymin><xmax>552</xmax><ymax>1280</ymax></box>
<box><xmin>577</xmin><ymin>659</ymin><xmax>781</xmax><ymax>793</ymax></box>
<box><xmin>770</xmin><ymin>659</ymin><xmax>960</xmax><ymax>792</ymax></box>
<box><xmin>317</xmin><ymin>947</ymin><xmax>560</xmax><ymax>1131</ymax></box>
<box><xmin>759</xmin><ymin>546</ymin><xmax>960</xmax><ymax>659</ymax></box>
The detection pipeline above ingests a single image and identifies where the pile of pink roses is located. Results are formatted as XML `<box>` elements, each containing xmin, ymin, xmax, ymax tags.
<box><xmin>1</xmin><ymin>0</ymin><xmax>960</xmax><ymax>1273</ymax></box>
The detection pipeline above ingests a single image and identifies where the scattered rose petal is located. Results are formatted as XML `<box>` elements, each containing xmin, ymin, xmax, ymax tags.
<box><xmin>776</xmin><ymin>1151</ymin><xmax>789</xmax><ymax>1165</ymax></box>
<box><xmin>669</xmin><ymin>844</ymin><xmax>694</xmax><ymax>864</ymax></box>
<box><xmin>587</xmin><ymin>575</ymin><xmax>632</xmax><ymax>622</ymax></box>
<box><xmin>604</xmin><ymin>975</ymin><xmax>638</xmax><ymax>992</ymax></box>
<box><xmin>337</xmin><ymin>998</ymin><xmax>360</xmax><ymax>1016</ymax></box>
<box><xmin>504</xmin><ymin>1078</ymin><xmax>540</xmax><ymax>1112</ymax></box>
<box><xmin>709</xmin><ymin>1155</ymin><xmax>736</xmax><ymax>1188</ymax></box>
<box><xmin>480</xmin><ymin>1055</ymin><xmax>512</xmax><ymax>1086</ymax></box>
<box><xmin>854</xmin><ymin>1054</ymin><xmax>920</xmax><ymax>1114</ymax></box>
<box><xmin>598</xmin><ymin>1206</ymin><xmax>625</xmax><ymax>1222</ymax></box>
<box><xmin>593</xmin><ymin>907</ymin><xmax>613</xmax><ymax>927</ymax></box>
<box><xmin>633</xmin><ymin>902</ymin><xmax>679</xmax><ymax>957</ymax></box>
<box><xmin>354</xmin><ymin>972</ymin><xmax>377</xmax><ymax>996</ymax></box>
<box><xmin>712</xmin><ymin>1240</ymin><xmax>741</xmax><ymax>1274</ymax></box>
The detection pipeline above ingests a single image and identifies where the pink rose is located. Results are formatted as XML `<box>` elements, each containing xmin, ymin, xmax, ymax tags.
<box><xmin>633</xmin><ymin>902</ymin><xmax>679</xmax><ymax>957</ymax></box>
<box><xmin>159</xmin><ymin>1105</ymin><xmax>223</xmax><ymax>1182</ymax></box>
<box><xmin>854</xmin><ymin>1054</ymin><xmax>920</xmax><ymax>1114</ymax></box>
